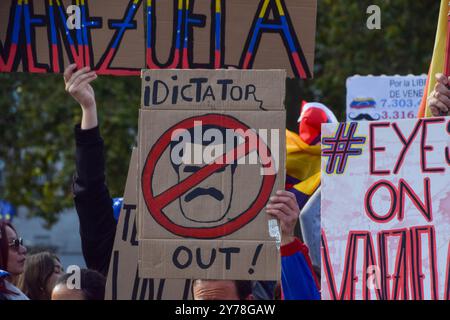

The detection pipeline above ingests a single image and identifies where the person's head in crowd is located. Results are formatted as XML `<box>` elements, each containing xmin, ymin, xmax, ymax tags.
<box><xmin>51</xmin><ymin>268</ymin><xmax>106</xmax><ymax>300</ymax></box>
<box><xmin>0</xmin><ymin>220</ymin><xmax>29</xmax><ymax>300</ymax></box>
<box><xmin>0</xmin><ymin>220</ymin><xmax>27</xmax><ymax>279</ymax></box>
<box><xmin>297</xmin><ymin>101</ymin><xmax>338</xmax><ymax>146</ymax></box>
<box><xmin>192</xmin><ymin>279</ymin><xmax>253</xmax><ymax>300</ymax></box>
<box><xmin>17</xmin><ymin>252</ymin><xmax>63</xmax><ymax>300</ymax></box>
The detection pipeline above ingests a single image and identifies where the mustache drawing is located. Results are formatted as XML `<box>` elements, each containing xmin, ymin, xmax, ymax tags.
<box><xmin>348</xmin><ymin>113</ymin><xmax>380</xmax><ymax>121</ymax></box>
<box><xmin>184</xmin><ymin>187</ymin><xmax>224</xmax><ymax>202</ymax></box>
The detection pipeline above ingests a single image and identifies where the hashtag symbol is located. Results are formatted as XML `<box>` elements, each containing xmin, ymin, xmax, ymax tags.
<box><xmin>322</xmin><ymin>123</ymin><xmax>366</xmax><ymax>174</ymax></box>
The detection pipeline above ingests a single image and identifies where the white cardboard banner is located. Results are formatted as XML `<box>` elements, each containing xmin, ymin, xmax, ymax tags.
<box><xmin>346</xmin><ymin>75</ymin><xmax>427</xmax><ymax>122</ymax></box>
<box><xmin>321</xmin><ymin>117</ymin><xmax>450</xmax><ymax>300</ymax></box>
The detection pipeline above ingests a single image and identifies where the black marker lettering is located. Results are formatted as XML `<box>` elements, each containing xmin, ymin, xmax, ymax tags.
<box><xmin>153</xmin><ymin>80</ymin><xmax>169</xmax><ymax>105</ymax></box>
<box><xmin>218</xmin><ymin>247</ymin><xmax>240</xmax><ymax>270</ymax></box>
<box><xmin>173</xmin><ymin>246</ymin><xmax>193</xmax><ymax>269</ymax></box>
<box><xmin>190</xmin><ymin>78</ymin><xmax>208</xmax><ymax>102</ymax></box>
<box><xmin>217</xmin><ymin>79</ymin><xmax>233</xmax><ymax>100</ymax></box>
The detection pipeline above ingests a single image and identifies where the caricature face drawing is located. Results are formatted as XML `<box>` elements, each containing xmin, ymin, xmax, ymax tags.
<box><xmin>170</xmin><ymin>125</ymin><xmax>238</xmax><ymax>223</ymax></box>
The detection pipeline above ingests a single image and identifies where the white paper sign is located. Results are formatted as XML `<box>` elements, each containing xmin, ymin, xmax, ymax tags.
<box><xmin>346</xmin><ymin>75</ymin><xmax>427</xmax><ymax>122</ymax></box>
<box><xmin>321</xmin><ymin>117</ymin><xmax>450</xmax><ymax>300</ymax></box>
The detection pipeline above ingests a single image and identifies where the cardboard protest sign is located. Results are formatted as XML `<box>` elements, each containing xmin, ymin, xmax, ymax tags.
<box><xmin>0</xmin><ymin>0</ymin><xmax>146</xmax><ymax>75</ymax></box>
<box><xmin>138</xmin><ymin>69</ymin><xmax>285</xmax><ymax>280</ymax></box>
<box><xmin>141</xmin><ymin>69</ymin><xmax>286</xmax><ymax>110</ymax></box>
<box><xmin>321</xmin><ymin>117</ymin><xmax>450</xmax><ymax>300</ymax></box>
<box><xmin>105</xmin><ymin>149</ymin><xmax>192</xmax><ymax>300</ymax></box>
<box><xmin>0</xmin><ymin>0</ymin><xmax>316</xmax><ymax>78</ymax></box>
<box><xmin>346</xmin><ymin>75</ymin><xmax>427</xmax><ymax>122</ymax></box>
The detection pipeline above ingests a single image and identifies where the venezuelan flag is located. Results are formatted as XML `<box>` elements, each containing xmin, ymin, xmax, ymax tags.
<box><xmin>418</xmin><ymin>0</ymin><xmax>450</xmax><ymax>118</ymax></box>
<box><xmin>285</xmin><ymin>130</ymin><xmax>321</xmax><ymax>209</ymax></box>
<box><xmin>286</xmin><ymin>102</ymin><xmax>337</xmax><ymax>210</ymax></box>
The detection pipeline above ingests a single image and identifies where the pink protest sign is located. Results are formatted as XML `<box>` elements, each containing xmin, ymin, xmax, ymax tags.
<box><xmin>321</xmin><ymin>117</ymin><xmax>450</xmax><ymax>300</ymax></box>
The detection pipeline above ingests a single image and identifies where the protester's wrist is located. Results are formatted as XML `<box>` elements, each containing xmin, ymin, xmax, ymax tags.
<box><xmin>81</xmin><ymin>106</ymin><xmax>98</xmax><ymax>130</ymax></box>
<box><xmin>281</xmin><ymin>234</ymin><xmax>295</xmax><ymax>246</ymax></box>
<box><xmin>81</xmin><ymin>100</ymin><xmax>96</xmax><ymax>111</ymax></box>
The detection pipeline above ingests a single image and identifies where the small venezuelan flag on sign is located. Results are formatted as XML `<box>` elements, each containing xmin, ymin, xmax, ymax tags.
<box><xmin>418</xmin><ymin>0</ymin><xmax>450</xmax><ymax>118</ymax></box>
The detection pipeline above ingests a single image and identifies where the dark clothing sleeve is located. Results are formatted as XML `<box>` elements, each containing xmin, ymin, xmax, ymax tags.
<box><xmin>72</xmin><ymin>125</ymin><xmax>116</xmax><ymax>277</ymax></box>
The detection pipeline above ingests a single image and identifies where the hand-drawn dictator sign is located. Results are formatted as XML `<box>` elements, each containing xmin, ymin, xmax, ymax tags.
<box><xmin>141</xmin><ymin>114</ymin><xmax>277</xmax><ymax>239</ymax></box>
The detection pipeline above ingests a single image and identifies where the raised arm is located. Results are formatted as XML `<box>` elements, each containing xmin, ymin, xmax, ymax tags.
<box><xmin>64</xmin><ymin>64</ymin><xmax>98</xmax><ymax>129</ymax></box>
<box><xmin>64</xmin><ymin>64</ymin><xmax>116</xmax><ymax>276</ymax></box>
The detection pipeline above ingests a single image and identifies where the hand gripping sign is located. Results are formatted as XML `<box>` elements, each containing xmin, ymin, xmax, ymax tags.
<box><xmin>138</xmin><ymin>69</ymin><xmax>285</xmax><ymax>280</ymax></box>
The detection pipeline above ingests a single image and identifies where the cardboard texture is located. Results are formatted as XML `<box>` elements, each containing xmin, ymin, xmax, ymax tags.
<box><xmin>0</xmin><ymin>0</ymin><xmax>145</xmax><ymax>75</ymax></box>
<box><xmin>105</xmin><ymin>149</ymin><xmax>192</xmax><ymax>300</ymax></box>
<box><xmin>138</xmin><ymin>69</ymin><xmax>285</xmax><ymax>280</ymax></box>
<box><xmin>141</xmin><ymin>69</ymin><xmax>286</xmax><ymax>110</ymax></box>
<box><xmin>321</xmin><ymin>117</ymin><xmax>450</xmax><ymax>300</ymax></box>
<box><xmin>0</xmin><ymin>0</ymin><xmax>316</xmax><ymax>78</ymax></box>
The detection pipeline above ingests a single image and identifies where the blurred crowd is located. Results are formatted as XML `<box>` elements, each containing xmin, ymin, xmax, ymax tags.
<box><xmin>1</xmin><ymin>66</ymin><xmax>447</xmax><ymax>301</ymax></box>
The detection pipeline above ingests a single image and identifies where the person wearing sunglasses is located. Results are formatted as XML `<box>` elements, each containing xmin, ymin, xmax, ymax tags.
<box><xmin>0</xmin><ymin>220</ymin><xmax>29</xmax><ymax>300</ymax></box>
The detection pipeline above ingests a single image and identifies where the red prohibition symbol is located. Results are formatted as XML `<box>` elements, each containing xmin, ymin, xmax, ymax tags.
<box><xmin>141</xmin><ymin>114</ymin><xmax>277</xmax><ymax>239</ymax></box>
